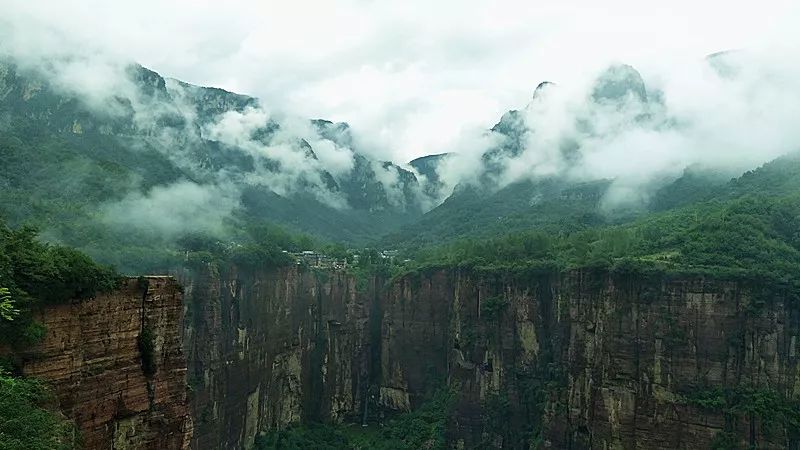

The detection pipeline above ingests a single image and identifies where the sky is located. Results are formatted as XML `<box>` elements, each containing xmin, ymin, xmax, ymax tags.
<box><xmin>2</xmin><ymin>0</ymin><xmax>799</xmax><ymax>164</ymax></box>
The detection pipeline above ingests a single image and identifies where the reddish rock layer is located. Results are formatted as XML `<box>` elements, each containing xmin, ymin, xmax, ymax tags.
<box><xmin>21</xmin><ymin>276</ymin><xmax>192</xmax><ymax>449</ymax></box>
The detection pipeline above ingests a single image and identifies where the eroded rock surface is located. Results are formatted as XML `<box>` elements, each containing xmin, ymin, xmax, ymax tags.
<box><xmin>20</xmin><ymin>276</ymin><xmax>192</xmax><ymax>449</ymax></box>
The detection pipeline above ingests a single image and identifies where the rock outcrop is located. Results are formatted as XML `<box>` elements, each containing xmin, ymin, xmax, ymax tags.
<box><xmin>18</xmin><ymin>276</ymin><xmax>192</xmax><ymax>449</ymax></box>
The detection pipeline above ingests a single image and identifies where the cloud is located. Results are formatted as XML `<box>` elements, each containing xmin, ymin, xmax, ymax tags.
<box><xmin>434</xmin><ymin>128</ymin><xmax>505</xmax><ymax>193</ymax></box>
<box><xmin>200</xmin><ymin>106</ymin><xmax>352</xmax><ymax>208</ymax></box>
<box><xmin>2</xmin><ymin>0</ymin><xmax>798</xmax><ymax>164</ymax></box>
<box><xmin>310</xmin><ymin>139</ymin><xmax>356</xmax><ymax>176</ymax></box>
<box><xmin>100</xmin><ymin>180</ymin><xmax>240</xmax><ymax>238</ymax></box>
<box><xmin>2</xmin><ymin>0</ymin><xmax>800</xmax><ymax>216</ymax></box>
<box><xmin>441</xmin><ymin>50</ymin><xmax>800</xmax><ymax>209</ymax></box>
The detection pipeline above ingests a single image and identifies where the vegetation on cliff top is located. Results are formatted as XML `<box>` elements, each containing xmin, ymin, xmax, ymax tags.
<box><xmin>0</xmin><ymin>220</ymin><xmax>120</xmax><ymax>346</ymax></box>
<box><xmin>396</xmin><ymin>193</ymin><xmax>800</xmax><ymax>289</ymax></box>
<box><xmin>179</xmin><ymin>222</ymin><xmax>338</xmax><ymax>272</ymax></box>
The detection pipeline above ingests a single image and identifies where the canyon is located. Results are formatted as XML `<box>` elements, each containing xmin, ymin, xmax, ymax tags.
<box><xmin>12</xmin><ymin>265</ymin><xmax>800</xmax><ymax>449</ymax></box>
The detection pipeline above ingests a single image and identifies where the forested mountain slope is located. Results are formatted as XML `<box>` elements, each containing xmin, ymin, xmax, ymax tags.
<box><xmin>0</xmin><ymin>57</ymin><xmax>432</xmax><ymax>271</ymax></box>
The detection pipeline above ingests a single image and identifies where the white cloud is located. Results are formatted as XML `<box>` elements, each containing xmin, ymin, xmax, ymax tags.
<box><xmin>202</xmin><ymin>107</ymin><xmax>352</xmax><ymax>208</ymax></box>
<box><xmin>2</xmin><ymin>0</ymin><xmax>798</xmax><ymax>164</ymax></box>
<box><xmin>3</xmin><ymin>0</ymin><xmax>800</xmax><ymax>214</ymax></box>
<box><xmin>100</xmin><ymin>180</ymin><xmax>240</xmax><ymax>237</ymax></box>
<box><xmin>446</xmin><ymin>49</ymin><xmax>800</xmax><ymax>209</ymax></box>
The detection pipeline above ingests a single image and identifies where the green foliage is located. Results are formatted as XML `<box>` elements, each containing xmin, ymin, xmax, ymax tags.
<box><xmin>19</xmin><ymin>322</ymin><xmax>48</xmax><ymax>347</ymax></box>
<box><xmin>710</xmin><ymin>431</ymin><xmax>739</xmax><ymax>450</ymax></box>
<box><xmin>483</xmin><ymin>390</ymin><xmax>513</xmax><ymax>443</ymax></box>
<box><xmin>348</xmin><ymin>249</ymin><xmax>393</xmax><ymax>293</ymax></box>
<box><xmin>137</xmin><ymin>324</ymin><xmax>157</xmax><ymax>377</ymax></box>
<box><xmin>0</xmin><ymin>287</ymin><xmax>19</xmax><ymax>321</ymax></box>
<box><xmin>382</xmin><ymin>178</ymin><xmax>609</xmax><ymax>251</ymax></box>
<box><xmin>683</xmin><ymin>386</ymin><xmax>727</xmax><ymax>410</ymax></box>
<box><xmin>683</xmin><ymin>385</ymin><xmax>800</xmax><ymax>445</ymax></box>
<box><xmin>255</xmin><ymin>389</ymin><xmax>454</xmax><ymax>450</ymax></box>
<box><xmin>178</xmin><ymin>224</ymin><xmax>321</xmax><ymax>271</ymax></box>
<box><xmin>0</xmin><ymin>371</ymin><xmax>79</xmax><ymax>449</ymax></box>
<box><xmin>0</xmin><ymin>223</ymin><xmax>120</xmax><ymax>304</ymax></box>
<box><xmin>479</xmin><ymin>364</ymin><xmax>564</xmax><ymax>449</ymax></box>
<box><xmin>480</xmin><ymin>296</ymin><xmax>508</xmax><ymax>320</ymax></box>
<box><xmin>361</xmin><ymin>389</ymin><xmax>453</xmax><ymax>450</ymax></box>
<box><xmin>255</xmin><ymin>423</ymin><xmax>349</xmax><ymax>450</ymax></box>
<box><xmin>0</xmin><ymin>221</ymin><xmax>120</xmax><ymax>346</ymax></box>
<box><xmin>0</xmin><ymin>123</ymin><xmax>188</xmax><ymax>274</ymax></box>
<box><xmin>324</xmin><ymin>243</ymin><xmax>349</xmax><ymax>261</ymax></box>
<box><xmin>385</xmin><ymin>154</ymin><xmax>800</xmax><ymax>252</ymax></box>
<box><xmin>398</xmin><ymin>194</ymin><xmax>800</xmax><ymax>293</ymax></box>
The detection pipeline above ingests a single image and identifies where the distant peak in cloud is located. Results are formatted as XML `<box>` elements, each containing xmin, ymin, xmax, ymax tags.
<box><xmin>591</xmin><ymin>64</ymin><xmax>647</xmax><ymax>103</ymax></box>
<box><xmin>532</xmin><ymin>81</ymin><xmax>556</xmax><ymax>100</ymax></box>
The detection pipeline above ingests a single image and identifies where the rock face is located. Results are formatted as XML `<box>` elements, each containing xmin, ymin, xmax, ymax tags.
<box><xmin>181</xmin><ymin>265</ymin><xmax>377</xmax><ymax>449</ymax></box>
<box><xmin>183</xmin><ymin>265</ymin><xmax>800</xmax><ymax>449</ymax></box>
<box><xmin>15</xmin><ymin>266</ymin><xmax>798</xmax><ymax>449</ymax></box>
<box><xmin>19</xmin><ymin>276</ymin><xmax>192</xmax><ymax>449</ymax></box>
<box><xmin>382</xmin><ymin>268</ymin><xmax>800</xmax><ymax>449</ymax></box>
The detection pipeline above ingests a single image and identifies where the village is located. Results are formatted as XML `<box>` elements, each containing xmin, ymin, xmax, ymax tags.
<box><xmin>284</xmin><ymin>248</ymin><xmax>400</xmax><ymax>270</ymax></box>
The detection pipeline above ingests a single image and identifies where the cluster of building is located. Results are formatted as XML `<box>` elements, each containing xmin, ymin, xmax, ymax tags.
<box><xmin>285</xmin><ymin>249</ymin><xmax>401</xmax><ymax>269</ymax></box>
<box><xmin>286</xmin><ymin>250</ymin><xmax>348</xmax><ymax>269</ymax></box>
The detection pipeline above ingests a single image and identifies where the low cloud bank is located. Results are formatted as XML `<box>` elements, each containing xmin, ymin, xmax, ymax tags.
<box><xmin>435</xmin><ymin>50</ymin><xmax>800</xmax><ymax>209</ymax></box>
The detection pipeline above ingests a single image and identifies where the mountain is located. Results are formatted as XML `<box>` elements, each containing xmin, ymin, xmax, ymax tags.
<box><xmin>0</xmin><ymin>56</ymin><xmax>436</xmax><ymax>271</ymax></box>
<box><xmin>4</xmin><ymin>52</ymin><xmax>800</xmax><ymax>450</ymax></box>
<box><xmin>408</xmin><ymin>152</ymin><xmax>451</xmax><ymax>199</ymax></box>
<box><xmin>381</xmin><ymin>61</ymin><xmax>768</xmax><ymax>250</ymax></box>
<box><xmin>1</xmin><ymin>54</ymin><xmax>795</xmax><ymax>269</ymax></box>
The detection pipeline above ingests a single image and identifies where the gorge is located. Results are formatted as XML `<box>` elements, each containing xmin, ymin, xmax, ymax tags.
<box><xmin>10</xmin><ymin>264</ymin><xmax>799</xmax><ymax>449</ymax></box>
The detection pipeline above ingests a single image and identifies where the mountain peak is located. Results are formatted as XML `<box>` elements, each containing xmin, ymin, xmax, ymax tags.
<box><xmin>532</xmin><ymin>81</ymin><xmax>556</xmax><ymax>100</ymax></box>
<box><xmin>591</xmin><ymin>64</ymin><xmax>646</xmax><ymax>103</ymax></box>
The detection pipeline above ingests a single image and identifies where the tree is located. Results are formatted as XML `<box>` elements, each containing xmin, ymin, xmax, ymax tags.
<box><xmin>0</xmin><ymin>288</ymin><xmax>18</xmax><ymax>321</ymax></box>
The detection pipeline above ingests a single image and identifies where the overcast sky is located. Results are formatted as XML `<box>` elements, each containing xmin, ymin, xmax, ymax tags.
<box><xmin>2</xmin><ymin>0</ymin><xmax>799</xmax><ymax>163</ymax></box>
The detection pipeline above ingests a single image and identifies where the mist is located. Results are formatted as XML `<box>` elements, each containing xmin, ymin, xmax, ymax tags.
<box><xmin>433</xmin><ymin>50</ymin><xmax>800</xmax><ymax>209</ymax></box>
<box><xmin>2</xmin><ymin>1</ymin><xmax>800</xmax><ymax>246</ymax></box>
<box><xmin>100</xmin><ymin>181</ymin><xmax>240</xmax><ymax>238</ymax></box>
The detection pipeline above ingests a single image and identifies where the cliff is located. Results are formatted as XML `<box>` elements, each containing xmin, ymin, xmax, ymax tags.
<box><xmin>181</xmin><ymin>265</ymin><xmax>377</xmax><ymax>449</ymax></box>
<box><xmin>16</xmin><ymin>276</ymin><xmax>192</xmax><ymax>449</ymax></box>
<box><xmin>382</xmin><ymin>268</ymin><xmax>800</xmax><ymax>449</ymax></box>
<box><xmin>184</xmin><ymin>265</ymin><xmax>799</xmax><ymax>449</ymax></box>
<box><xmin>15</xmin><ymin>265</ymin><xmax>796</xmax><ymax>449</ymax></box>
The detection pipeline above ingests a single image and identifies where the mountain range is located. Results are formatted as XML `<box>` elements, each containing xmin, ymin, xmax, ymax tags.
<box><xmin>0</xmin><ymin>52</ymin><xmax>794</xmax><ymax>271</ymax></box>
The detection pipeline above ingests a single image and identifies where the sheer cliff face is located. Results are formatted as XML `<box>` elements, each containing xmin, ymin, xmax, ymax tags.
<box><xmin>19</xmin><ymin>277</ymin><xmax>192</xmax><ymax>449</ymax></box>
<box><xmin>182</xmin><ymin>265</ymin><xmax>376</xmax><ymax>449</ymax></box>
<box><xmin>184</xmin><ymin>266</ymin><xmax>799</xmax><ymax>449</ymax></box>
<box><xmin>384</xmin><ymin>269</ymin><xmax>800</xmax><ymax>449</ymax></box>
<box><xmin>22</xmin><ymin>266</ymin><xmax>795</xmax><ymax>448</ymax></box>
